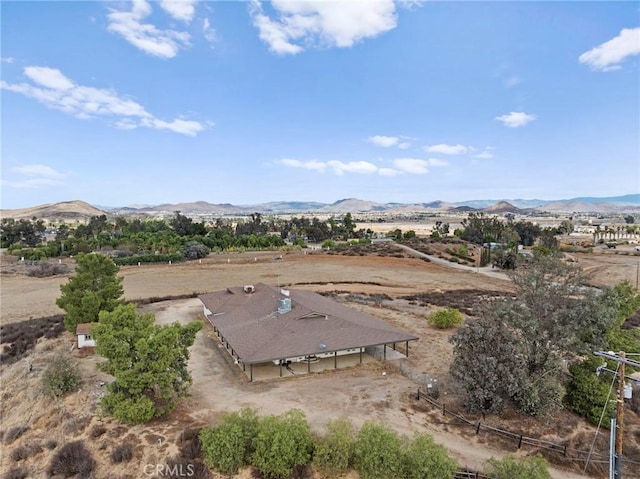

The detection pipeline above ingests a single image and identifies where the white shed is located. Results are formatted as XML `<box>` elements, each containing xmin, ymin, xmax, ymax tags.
<box><xmin>76</xmin><ymin>323</ymin><xmax>96</xmax><ymax>349</ymax></box>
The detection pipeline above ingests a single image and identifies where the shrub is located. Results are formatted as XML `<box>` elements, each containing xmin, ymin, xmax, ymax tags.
<box><xmin>11</xmin><ymin>444</ymin><xmax>41</xmax><ymax>462</ymax></box>
<box><xmin>110</xmin><ymin>443</ymin><xmax>134</xmax><ymax>463</ymax></box>
<box><xmin>402</xmin><ymin>433</ymin><xmax>457</xmax><ymax>479</ymax></box>
<box><xmin>42</xmin><ymin>354</ymin><xmax>81</xmax><ymax>397</ymax></box>
<box><xmin>3</xmin><ymin>466</ymin><xmax>28</xmax><ymax>479</ymax></box>
<box><xmin>45</xmin><ymin>439</ymin><xmax>58</xmax><ymax>450</ymax></box>
<box><xmin>448</xmin><ymin>256</ymin><xmax>459</xmax><ymax>263</ymax></box>
<box><xmin>428</xmin><ymin>308</ymin><xmax>464</xmax><ymax>329</ymax></box>
<box><xmin>48</xmin><ymin>441</ymin><xmax>96</xmax><ymax>479</ymax></box>
<box><xmin>200</xmin><ymin>408</ymin><xmax>258</xmax><ymax>475</ymax></box>
<box><xmin>484</xmin><ymin>454</ymin><xmax>551</xmax><ymax>479</ymax></box>
<box><xmin>4</xmin><ymin>426</ymin><xmax>28</xmax><ymax>444</ymax></box>
<box><xmin>314</xmin><ymin>417</ymin><xmax>353</xmax><ymax>479</ymax></box>
<box><xmin>564</xmin><ymin>357</ymin><xmax>615</xmax><ymax>424</ymax></box>
<box><xmin>252</xmin><ymin>409</ymin><xmax>314</xmax><ymax>479</ymax></box>
<box><xmin>353</xmin><ymin>422</ymin><xmax>404</xmax><ymax>479</ymax></box>
<box><xmin>90</xmin><ymin>425</ymin><xmax>107</xmax><ymax>438</ymax></box>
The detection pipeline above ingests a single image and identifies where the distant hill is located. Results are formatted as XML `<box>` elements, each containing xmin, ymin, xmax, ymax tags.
<box><xmin>482</xmin><ymin>201</ymin><xmax>523</xmax><ymax>214</ymax></box>
<box><xmin>1</xmin><ymin>200</ymin><xmax>107</xmax><ymax>220</ymax></box>
<box><xmin>4</xmin><ymin>194</ymin><xmax>639</xmax><ymax>219</ymax></box>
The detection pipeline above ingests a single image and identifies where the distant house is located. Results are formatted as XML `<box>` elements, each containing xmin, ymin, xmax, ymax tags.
<box><xmin>199</xmin><ymin>283</ymin><xmax>418</xmax><ymax>381</ymax></box>
<box><xmin>76</xmin><ymin>323</ymin><xmax>96</xmax><ymax>349</ymax></box>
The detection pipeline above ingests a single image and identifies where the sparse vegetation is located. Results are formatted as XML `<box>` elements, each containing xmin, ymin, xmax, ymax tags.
<box><xmin>4</xmin><ymin>425</ymin><xmax>28</xmax><ymax>444</ymax></box>
<box><xmin>0</xmin><ymin>315</ymin><xmax>65</xmax><ymax>365</ymax></box>
<box><xmin>3</xmin><ymin>466</ymin><xmax>28</xmax><ymax>479</ymax></box>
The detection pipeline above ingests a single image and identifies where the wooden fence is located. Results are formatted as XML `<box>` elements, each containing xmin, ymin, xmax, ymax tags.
<box><xmin>415</xmin><ymin>388</ymin><xmax>614</xmax><ymax>469</ymax></box>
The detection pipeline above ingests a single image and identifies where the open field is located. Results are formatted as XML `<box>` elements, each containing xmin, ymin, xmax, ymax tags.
<box><xmin>1</xmin><ymin>246</ymin><xmax>639</xmax><ymax>478</ymax></box>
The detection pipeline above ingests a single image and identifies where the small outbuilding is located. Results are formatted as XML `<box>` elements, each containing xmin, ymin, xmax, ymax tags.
<box><xmin>76</xmin><ymin>323</ymin><xmax>96</xmax><ymax>349</ymax></box>
<box><xmin>199</xmin><ymin>283</ymin><xmax>419</xmax><ymax>381</ymax></box>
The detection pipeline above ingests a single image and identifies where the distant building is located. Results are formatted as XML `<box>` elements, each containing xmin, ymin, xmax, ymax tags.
<box><xmin>76</xmin><ymin>323</ymin><xmax>96</xmax><ymax>349</ymax></box>
<box><xmin>199</xmin><ymin>283</ymin><xmax>418</xmax><ymax>381</ymax></box>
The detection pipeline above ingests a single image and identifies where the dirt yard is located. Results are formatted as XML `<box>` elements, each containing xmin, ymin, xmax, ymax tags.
<box><xmin>1</xmin><ymin>246</ymin><xmax>638</xmax><ymax>478</ymax></box>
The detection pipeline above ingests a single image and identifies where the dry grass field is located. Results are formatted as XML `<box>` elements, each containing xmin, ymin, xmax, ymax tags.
<box><xmin>1</xmin><ymin>245</ymin><xmax>639</xmax><ymax>478</ymax></box>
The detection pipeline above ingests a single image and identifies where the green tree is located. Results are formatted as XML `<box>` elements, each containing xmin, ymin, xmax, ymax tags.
<box><xmin>56</xmin><ymin>253</ymin><xmax>124</xmax><ymax>332</ymax></box>
<box><xmin>42</xmin><ymin>354</ymin><xmax>81</xmax><ymax>397</ymax></box>
<box><xmin>93</xmin><ymin>304</ymin><xmax>202</xmax><ymax>423</ymax></box>
<box><xmin>200</xmin><ymin>408</ymin><xmax>259</xmax><ymax>475</ymax></box>
<box><xmin>353</xmin><ymin>422</ymin><xmax>403</xmax><ymax>479</ymax></box>
<box><xmin>451</xmin><ymin>255</ymin><xmax>618</xmax><ymax>415</ymax></box>
<box><xmin>252</xmin><ymin>409</ymin><xmax>314</xmax><ymax>479</ymax></box>
<box><xmin>484</xmin><ymin>454</ymin><xmax>551</xmax><ymax>479</ymax></box>
<box><xmin>314</xmin><ymin>417</ymin><xmax>353</xmax><ymax>479</ymax></box>
<box><xmin>402</xmin><ymin>433</ymin><xmax>457</xmax><ymax>479</ymax></box>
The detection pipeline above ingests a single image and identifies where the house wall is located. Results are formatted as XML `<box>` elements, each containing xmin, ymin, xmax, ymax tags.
<box><xmin>78</xmin><ymin>334</ymin><xmax>96</xmax><ymax>349</ymax></box>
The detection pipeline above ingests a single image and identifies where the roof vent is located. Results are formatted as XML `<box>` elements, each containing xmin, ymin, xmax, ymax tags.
<box><xmin>243</xmin><ymin>285</ymin><xmax>255</xmax><ymax>294</ymax></box>
<box><xmin>280</xmin><ymin>288</ymin><xmax>290</xmax><ymax>297</ymax></box>
<box><xmin>278</xmin><ymin>297</ymin><xmax>292</xmax><ymax>314</ymax></box>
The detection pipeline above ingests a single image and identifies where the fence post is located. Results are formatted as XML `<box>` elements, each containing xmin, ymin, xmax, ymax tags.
<box><xmin>518</xmin><ymin>435</ymin><xmax>523</xmax><ymax>449</ymax></box>
<box><xmin>476</xmin><ymin>422</ymin><xmax>481</xmax><ymax>434</ymax></box>
<box><xmin>417</xmin><ymin>389</ymin><xmax>421</xmax><ymax>400</ymax></box>
<box><xmin>563</xmin><ymin>445</ymin><xmax>567</xmax><ymax>457</ymax></box>
<box><xmin>442</xmin><ymin>403</ymin><xmax>446</xmax><ymax>416</ymax></box>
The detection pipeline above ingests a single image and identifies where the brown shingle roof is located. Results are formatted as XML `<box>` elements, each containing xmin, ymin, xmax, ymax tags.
<box><xmin>199</xmin><ymin>283</ymin><xmax>418</xmax><ymax>364</ymax></box>
<box><xmin>76</xmin><ymin>323</ymin><xmax>95</xmax><ymax>335</ymax></box>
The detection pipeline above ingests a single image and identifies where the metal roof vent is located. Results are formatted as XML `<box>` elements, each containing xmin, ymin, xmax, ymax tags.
<box><xmin>278</xmin><ymin>297</ymin><xmax>292</xmax><ymax>314</ymax></box>
<box><xmin>243</xmin><ymin>285</ymin><xmax>255</xmax><ymax>294</ymax></box>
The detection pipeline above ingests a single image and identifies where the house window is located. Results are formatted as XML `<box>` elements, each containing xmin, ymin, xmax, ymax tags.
<box><xmin>85</xmin><ymin>335</ymin><xmax>92</xmax><ymax>340</ymax></box>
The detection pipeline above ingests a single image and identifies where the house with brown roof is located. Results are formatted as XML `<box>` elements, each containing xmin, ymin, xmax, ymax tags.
<box><xmin>199</xmin><ymin>283</ymin><xmax>418</xmax><ymax>381</ymax></box>
<box><xmin>76</xmin><ymin>323</ymin><xmax>96</xmax><ymax>349</ymax></box>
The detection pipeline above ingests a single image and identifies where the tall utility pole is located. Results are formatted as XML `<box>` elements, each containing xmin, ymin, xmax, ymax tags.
<box><xmin>616</xmin><ymin>351</ymin><xmax>626</xmax><ymax>478</ymax></box>
<box><xmin>595</xmin><ymin>351</ymin><xmax>640</xmax><ymax>478</ymax></box>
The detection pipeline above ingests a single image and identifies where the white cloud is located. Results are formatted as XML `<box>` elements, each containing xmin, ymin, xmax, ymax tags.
<box><xmin>426</xmin><ymin>158</ymin><xmax>448</xmax><ymax>167</ymax></box>
<box><xmin>249</xmin><ymin>0</ymin><xmax>397</xmax><ymax>55</ymax></box>
<box><xmin>278</xmin><ymin>154</ymin><xmax>439</xmax><ymax>176</ymax></box>
<box><xmin>393</xmin><ymin>158</ymin><xmax>429</xmax><ymax>174</ymax></box>
<box><xmin>1</xmin><ymin>57</ymin><xmax>15</xmax><ymax>63</ymax></box>
<box><xmin>327</xmin><ymin>160</ymin><xmax>378</xmax><ymax>175</ymax></box>
<box><xmin>368</xmin><ymin>135</ymin><xmax>400</xmax><ymax>147</ymax></box>
<box><xmin>159</xmin><ymin>0</ymin><xmax>198</xmax><ymax>22</ymax></box>
<box><xmin>495</xmin><ymin>111</ymin><xmax>536</xmax><ymax>128</ymax></box>
<box><xmin>203</xmin><ymin>18</ymin><xmax>216</xmax><ymax>44</ymax></box>
<box><xmin>2</xmin><ymin>164</ymin><xmax>71</xmax><ymax>189</ymax></box>
<box><xmin>107</xmin><ymin>0</ymin><xmax>191</xmax><ymax>58</ymax></box>
<box><xmin>475</xmin><ymin>151</ymin><xmax>494</xmax><ymax>159</ymax></box>
<box><xmin>424</xmin><ymin>143</ymin><xmax>468</xmax><ymax>155</ymax></box>
<box><xmin>1</xmin><ymin>66</ymin><xmax>206</xmax><ymax>136</ymax></box>
<box><xmin>378</xmin><ymin>167</ymin><xmax>401</xmax><ymax>176</ymax></box>
<box><xmin>368</xmin><ymin>135</ymin><xmax>412</xmax><ymax>149</ymax></box>
<box><xmin>579</xmin><ymin>27</ymin><xmax>640</xmax><ymax>72</ymax></box>
<box><xmin>504</xmin><ymin>75</ymin><xmax>521</xmax><ymax>88</ymax></box>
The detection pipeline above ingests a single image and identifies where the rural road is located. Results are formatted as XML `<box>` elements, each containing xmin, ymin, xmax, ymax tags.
<box><xmin>393</xmin><ymin>243</ymin><xmax>511</xmax><ymax>281</ymax></box>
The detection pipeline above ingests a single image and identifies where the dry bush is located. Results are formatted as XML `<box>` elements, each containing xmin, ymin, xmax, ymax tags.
<box><xmin>177</xmin><ymin>427</ymin><xmax>203</xmax><ymax>461</ymax></box>
<box><xmin>26</xmin><ymin>262</ymin><xmax>70</xmax><ymax>277</ymax></box>
<box><xmin>0</xmin><ymin>315</ymin><xmax>65</xmax><ymax>365</ymax></box>
<box><xmin>110</xmin><ymin>443</ymin><xmax>134</xmax><ymax>464</ymax></box>
<box><xmin>11</xmin><ymin>443</ymin><xmax>42</xmax><ymax>462</ymax></box>
<box><xmin>48</xmin><ymin>441</ymin><xmax>96</xmax><ymax>479</ymax></box>
<box><xmin>45</xmin><ymin>439</ymin><xmax>58</xmax><ymax>450</ymax></box>
<box><xmin>63</xmin><ymin>416</ymin><xmax>90</xmax><ymax>435</ymax></box>
<box><xmin>4</xmin><ymin>425</ymin><xmax>28</xmax><ymax>444</ymax></box>
<box><xmin>89</xmin><ymin>425</ymin><xmax>107</xmax><ymax>438</ymax></box>
<box><xmin>3</xmin><ymin>466</ymin><xmax>28</xmax><ymax>479</ymax></box>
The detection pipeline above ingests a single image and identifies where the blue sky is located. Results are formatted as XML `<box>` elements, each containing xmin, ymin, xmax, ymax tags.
<box><xmin>1</xmin><ymin>1</ymin><xmax>639</xmax><ymax>209</ymax></box>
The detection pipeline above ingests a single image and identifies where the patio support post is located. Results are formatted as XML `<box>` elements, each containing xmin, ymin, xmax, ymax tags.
<box><xmin>406</xmin><ymin>341</ymin><xmax>409</xmax><ymax>357</ymax></box>
<box><xmin>359</xmin><ymin>347</ymin><xmax>363</xmax><ymax>364</ymax></box>
<box><xmin>250</xmin><ymin>364</ymin><xmax>253</xmax><ymax>382</ymax></box>
<box><xmin>384</xmin><ymin>344</ymin><xmax>387</xmax><ymax>360</ymax></box>
<box><xmin>334</xmin><ymin>351</ymin><xmax>337</xmax><ymax>369</ymax></box>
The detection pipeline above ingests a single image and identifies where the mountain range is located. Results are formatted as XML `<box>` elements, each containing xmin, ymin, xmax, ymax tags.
<box><xmin>1</xmin><ymin>194</ymin><xmax>638</xmax><ymax>220</ymax></box>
